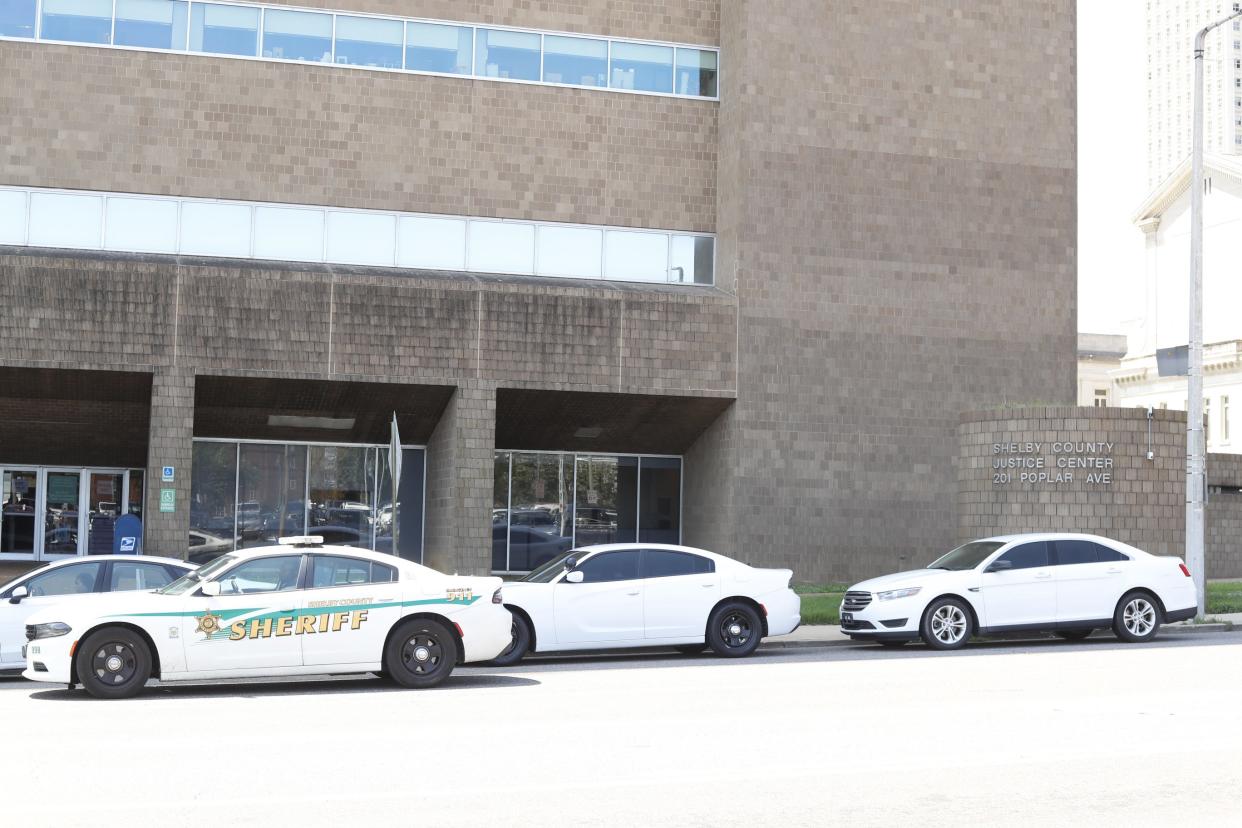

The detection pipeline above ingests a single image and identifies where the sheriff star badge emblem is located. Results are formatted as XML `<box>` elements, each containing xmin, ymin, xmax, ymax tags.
<box><xmin>195</xmin><ymin>609</ymin><xmax>223</xmax><ymax>639</ymax></box>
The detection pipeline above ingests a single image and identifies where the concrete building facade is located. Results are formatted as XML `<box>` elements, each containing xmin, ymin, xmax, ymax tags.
<box><xmin>0</xmin><ymin>1</ymin><xmax>1077</xmax><ymax>585</ymax></box>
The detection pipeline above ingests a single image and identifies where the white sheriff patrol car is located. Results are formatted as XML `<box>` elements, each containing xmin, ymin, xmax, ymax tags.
<box><xmin>22</xmin><ymin>538</ymin><xmax>511</xmax><ymax>698</ymax></box>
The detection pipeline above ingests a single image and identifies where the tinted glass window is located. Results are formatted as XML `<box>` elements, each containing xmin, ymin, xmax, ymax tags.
<box><xmin>189</xmin><ymin>3</ymin><xmax>259</xmax><ymax>57</ymax></box>
<box><xmin>334</xmin><ymin>15</ymin><xmax>403</xmax><ymax>69</ymax></box>
<box><xmin>575</xmin><ymin>551</ymin><xmax>640</xmax><ymax>583</ymax></box>
<box><xmin>217</xmin><ymin>555</ymin><xmax>301</xmax><ymax>595</ymax></box>
<box><xmin>110</xmin><ymin>562</ymin><xmax>176</xmax><ymax>591</ymax></box>
<box><xmin>643</xmin><ymin>549</ymin><xmax>713</xmax><ymax>578</ymax></box>
<box><xmin>311</xmin><ymin>555</ymin><xmax>373</xmax><ymax>588</ymax></box>
<box><xmin>372</xmin><ymin>563</ymin><xmax>396</xmax><ymax>583</ymax></box>
<box><xmin>995</xmin><ymin>542</ymin><xmax>1050</xmax><ymax>570</ymax></box>
<box><xmin>26</xmin><ymin>562</ymin><xmax>104</xmax><ymax>597</ymax></box>
<box><xmin>41</xmin><ymin>0</ymin><xmax>113</xmax><ymax>44</ymax></box>
<box><xmin>1</xmin><ymin>0</ymin><xmax>39</xmax><ymax>38</ymax></box>
<box><xmin>475</xmin><ymin>28</ymin><xmax>540</xmax><ymax>81</ymax></box>
<box><xmin>1095</xmin><ymin>546</ymin><xmax>1129</xmax><ymax>562</ymax></box>
<box><xmin>1055</xmin><ymin>540</ymin><xmax>1099</xmax><ymax>566</ymax></box>
<box><xmin>405</xmin><ymin>21</ymin><xmax>471</xmax><ymax>75</ymax></box>
<box><xmin>114</xmin><ymin>0</ymin><xmax>188</xmax><ymax>50</ymax></box>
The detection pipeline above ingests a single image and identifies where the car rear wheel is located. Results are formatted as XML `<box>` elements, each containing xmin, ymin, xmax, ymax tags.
<box><xmin>76</xmin><ymin>627</ymin><xmax>152</xmax><ymax>700</ymax></box>
<box><xmin>920</xmin><ymin>597</ymin><xmax>972</xmax><ymax>650</ymax></box>
<box><xmin>1055</xmin><ymin>629</ymin><xmax>1093</xmax><ymax>641</ymax></box>
<box><xmin>385</xmin><ymin>618</ymin><xmax>457</xmax><ymax>688</ymax></box>
<box><xmin>707</xmin><ymin>602</ymin><xmax>762</xmax><ymax>657</ymax></box>
<box><xmin>1113</xmin><ymin>591</ymin><xmax>1161</xmax><ymax>643</ymax></box>
<box><xmin>490</xmin><ymin>613</ymin><xmax>531</xmax><ymax>667</ymax></box>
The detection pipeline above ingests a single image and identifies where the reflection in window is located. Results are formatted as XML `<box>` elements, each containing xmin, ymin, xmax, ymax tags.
<box><xmin>675</xmin><ymin>47</ymin><xmax>717</xmax><ymax>97</ymax></box>
<box><xmin>575</xmin><ymin>456</ymin><xmax>637</xmax><ymax>546</ymax></box>
<box><xmin>263</xmin><ymin>8</ymin><xmax>332</xmax><ymax>63</ymax></box>
<box><xmin>543</xmin><ymin>35</ymin><xmax>606</xmax><ymax>87</ymax></box>
<box><xmin>405</xmin><ymin>21</ymin><xmax>471</xmax><ymax>74</ymax></box>
<box><xmin>40</xmin><ymin>0</ymin><xmax>112</xmax><ymax>44</ymax></box>
<box><xmin>237</xmin><ymin>443</ymin><xmax>307</xmax><ymax>549</ymax></box>
<box><xmin>670</xmin><ymin>235</ymin><xmax>715</xmax><ymax>284</ymax></box>
<box><xmin>476</xmin><ymin>28</ymin><xmax>540</xmax><ymax>81</ymax></box>
<box><xmin>604</xmin><ymin>230</ymin><xmax>668</xmax><ymax>282</ymax></box>
<box><xmin>639</xmin><ymin>457</ymin><xmax>681</xmax><ymax>544</ymax></box>
<box><xmin>308</xmin><ymin>445</ymin><xmax>373</xmax><ymax>549</ymax></box>
<box><xmin>114</xmin><ymin>0</ymin><xmax>187</xmax><ymax>50</ymax></box>
<box><xmin>468</xmin><ymin>221</ymin><xmax>534</xmax><ymax>275</ymax></box>
<box><xmin>27</xmin><ymin>562</ymin><xmax>103</xmax><ymax>597</ymax></box>
<box><xmin>127</xmin><ymin>469</ymin><xmax>145</xmax><ymax>518</ymax></box>
<box><xmin>334</xmin><ymin>14</ymin><xmax>403</xmax><ymax>69</ymax></box>
<box><xmin>189</xmin><ymin>441</ymin><xmax>237</xmax><ymax>560</ymax></box>
<box><xmin>492</xmin><ymin>452</ymin><xmax>510</xmax><ymax>572</ymax></box>
<box><xmin>0</xmin><ymin>0</ymin><xmax>38</xmax><ymax>38</ymax></box>
<box><xmin>189</xmin><ymin>3</ymin><xmax>258</xmax><ymax>57</ymax></box>
<box><xmin>507</xmin><ymin>453</ymin><xmax>573</xmax><ymax>572</ymax></box>
<box><xmin>610</xmin><ymin>41</ymin><xmax>673</xmax><ymax>93</ymax></box>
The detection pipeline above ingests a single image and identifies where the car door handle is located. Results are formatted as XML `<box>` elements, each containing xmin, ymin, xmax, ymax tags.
<box><xmin>701</xmin><ymin>583</ymin><xmax>716</xmax><ymax>588</ymax></box>
<box><xmin>1106</xmin><ymin>568</ymin><xmax>1122</xmax><ymax>575</ymax></box>
<box><xmin>626</xmin><ymin>591</ymin><xmax>640</xmax><ymax>596</ymax></box>
<box><xmin>1035</xmin><ymin>572</ymin><xmax>1052</xmax><ymax>579</ymax></box>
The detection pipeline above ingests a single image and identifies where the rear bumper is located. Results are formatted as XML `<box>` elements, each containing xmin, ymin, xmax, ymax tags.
<box><xmin>762</xmin><ymin>589</ymin><xmax>802</xmax><ymax>637</ymax></box>
<box><xmin>459</xmin><ymin>605</ymin><xmax>513</xmax><ymax>664</ymax></box>
<box><xmin>1165</xmin><ymin>606</ymin><xmax>1197</xmax><ymax>623</ymax></box>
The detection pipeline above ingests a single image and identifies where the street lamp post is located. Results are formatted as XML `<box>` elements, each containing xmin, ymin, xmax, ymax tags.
<box><xmin>1188</xmin><ymin>6</ymin><xmax>1242</xmax><ymax>620</ymax></box>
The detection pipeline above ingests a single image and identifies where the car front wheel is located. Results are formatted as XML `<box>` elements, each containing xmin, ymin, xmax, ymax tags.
<box><xmin>920</xmin><ymin>597</ymin><xmax>972</xmax><ymax>650</ymax></box>
<box><xmin>707</xmin><ymin>602</ymin><xmax>762</xmax><ymax>657</ymax></box>
<box><xmin>76</xmin><ymin>627</ymin><xmax>152</xmax><ymax>700</ymax></box>
<box><xmin>490</xmin><ymin>613</ymin><xmax>531</xmax><ymax>667</ymax></box>
<box><xmin>385</xmin><ymin>618</ymin><xmax>458</xmax><ymax>688</ymax></box>
<box><xmin>1113</xmin><ymin>592</ymin><xmax>1161</xmax><ymax>643</ymax></box>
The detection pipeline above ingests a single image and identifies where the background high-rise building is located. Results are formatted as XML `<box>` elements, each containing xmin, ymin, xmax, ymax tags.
<box><xmin>1146</xmin><ymin>0</ymin><xmax>1242</xmax><ymax>188</ymax></box>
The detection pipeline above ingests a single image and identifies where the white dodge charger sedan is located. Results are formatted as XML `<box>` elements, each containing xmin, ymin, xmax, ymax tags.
<box><xmin>23</xmin><ymin>537</ymin><xmax>511</xmax><ymax>698</ymax></box>
<box><xmin>490</xmin><ymin>543</ymin><xmax>801</xmax><ymax>664</ymax></box>
<box><xmin>840</xmin><ymin>533</ymin><xmax>1197</xmax><ymax>649</ymax></box>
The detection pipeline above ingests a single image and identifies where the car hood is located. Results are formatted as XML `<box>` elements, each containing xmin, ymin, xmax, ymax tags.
<box><xmin>848</xmin><ymin>568</ymin><xmax>959</xmax><ymax>593</ymax></box>
<box><xmin>21</xmin><ymin>589</ymin><xmax>188</xmax><ymax>626</ymax></box>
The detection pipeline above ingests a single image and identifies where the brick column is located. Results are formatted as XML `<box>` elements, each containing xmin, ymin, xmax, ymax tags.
<box><xmin>143</xmin><ymin>367</ymin><xmax>194</xmax><ymax>558</ymax></box>
<box><xmin>423</xmin><ymin>382</ymin><xmax>495</xmax><ymax>575</ymax></box>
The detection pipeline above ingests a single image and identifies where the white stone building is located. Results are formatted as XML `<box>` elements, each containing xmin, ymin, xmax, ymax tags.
<box><xmin>1077</xmin><ymin>333</ymin><xmax>1127</xmax><ymax>407</ymax></box>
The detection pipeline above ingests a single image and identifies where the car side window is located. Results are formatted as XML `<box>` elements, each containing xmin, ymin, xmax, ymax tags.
<box><xmin>109</xmin><ymin>562</ymin><xmax>176</xmax><ymax>591</ymax></box>
<box><xmin>372</xmin><ymin>563</ymin><xmax>397</xmax><ymax>583</ymax></box>
<box><xmin>642</xmin><ymin>549</ymin><xmax>714</xmax><ymax>578</ymax></box>
<box><xmin>217</xmin><ymin>555</ymin><xmax>302</xmax><ymax>595</ymax></box>
<box><xmin>310</xmin><ymin>555</ymin><xmax>397</xmax><ymax>587</ymax></box>
<box><xmin>995</xmin><ymin>542</ymin><xmax>1049</xmax><ymax>570</ymax></box>
<box><xmin>1054</xmin><ymin>540</ymin><xmax>1098</xmax><ymax>566</ymax></box>
<box><xmin>575</xmin><ymin>551</ymin><xmax>640</xmax><ymax>583</ymax></box>
<box><xmin>25</xmin><ymin>562</ymin><xmax>105</xmax><ymax>597</ymax></box>
<box><xmin>1094</xmin><ymin>546</ymin><xmax>1129</xmax><ymax>562</ymax></box>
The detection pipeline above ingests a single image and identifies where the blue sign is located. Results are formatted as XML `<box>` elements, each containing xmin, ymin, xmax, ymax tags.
<box><xmin>161</xmin><ymin>466</ymin><xmax>175</xmax><ymax>482</ymax></box>
<box><xmin>113</xmin><ymin>514</ymin><xmax>142</xmax><ymax>556</ymax></box>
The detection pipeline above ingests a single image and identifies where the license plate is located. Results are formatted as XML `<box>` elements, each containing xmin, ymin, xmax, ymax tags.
<box><xmin>841</xmin><ymin>612</ymin><xmax>853</xmax><ymax>623</ymax></box>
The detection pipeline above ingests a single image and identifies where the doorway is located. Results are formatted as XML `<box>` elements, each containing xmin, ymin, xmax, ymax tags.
<box><xmin>0</xmin><ymin>466</ymin><xmax>145</xmax><ymax>561</ymax></box>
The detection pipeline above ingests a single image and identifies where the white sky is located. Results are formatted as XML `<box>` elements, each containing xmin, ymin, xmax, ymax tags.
<box><xmin>1077</xmin><ymin>0</ymin><xmax>1147</xmax><ymax>335</ymax></box>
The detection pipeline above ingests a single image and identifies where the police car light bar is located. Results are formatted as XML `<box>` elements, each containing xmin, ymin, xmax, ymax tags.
<box><xmin>277</xmin><ymin>536</ymin><xmax>325</xmax><ymax>546</ymax></box>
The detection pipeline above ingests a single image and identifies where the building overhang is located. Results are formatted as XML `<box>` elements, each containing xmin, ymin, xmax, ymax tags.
<box><xmin>1132</xmin><ymin>153</ymin><xmax>1242</xmax><ymax>228</ymax></box>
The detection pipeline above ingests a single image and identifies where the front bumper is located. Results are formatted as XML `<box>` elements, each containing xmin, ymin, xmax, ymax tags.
<box><xmin>22</xmin><ymin>635</ymin><xmax>74</xmax><ymax>684</ymax></box>
<box><xmin>839</xmin><ymin>594</ymin><xmax>923</xmax><ymax>640</ymax></box>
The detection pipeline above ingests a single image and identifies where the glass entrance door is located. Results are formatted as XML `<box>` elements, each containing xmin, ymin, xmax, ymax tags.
<box><xmin>86</xmin><ymin>471</ymin><xmax>125</xmax><ymax>555</ymax></box>
<box><xmin>42</xmin><ymin>470</ymin><xmax>83</xmax><ymax>556</ymax></box>
<box><xmin>1</xmin><ymin>468</ymin><xmax>39</xmax><ymax>556</ymax></box>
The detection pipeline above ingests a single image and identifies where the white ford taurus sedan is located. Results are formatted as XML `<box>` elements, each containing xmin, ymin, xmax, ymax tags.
<box><xmin>840</xmin><ymin>533</ymin><xmax>1197</xmax><ymax>649</ymax></box>
<box><xmin>22</xmin><ymin>537</ymin><xmax>511</xmax><ymax>698</ymax></box>
<box><xmin>490</xmin><ymin>543</ymin><xmax>801</xmax><ymax>664</ymax></box>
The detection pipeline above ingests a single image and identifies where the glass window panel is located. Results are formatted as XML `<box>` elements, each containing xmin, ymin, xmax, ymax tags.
<box><xmin>0</xmin><ymin>190</ymin><xmax>26</xmax><ymax>245</ymax></box>
<box><xmin>28</xmin><ymin>192</ymin><xmax>103</xmax><ymax>249</ymax></box>
<box><xmin>492</xmin><ymin>452</ymin><xmax>510</xmax><ymax>571</ymax></box>
<box><xmin>0</xmin><ymin>0</ymin><xmax>38</xmax><ymax>38</ymax></box>
<box><xmin>333</xmin><ymin>14</ymin><xmax>402</xmax><ymax>69</ymax></box>
<box><xmin>576</xmin><ymin>550</ymin><xmax>639</xmax><ymax>583</ymax></box>
<box><xmin>326</xmin><ymin>210</ymin><xmax>396</xmax><ymax>266</ymax></box>
<box><xmin>675</xmin><ymin>47</ymin><xmax>717</xmax><ymax>97</ymax></box>
<box><xmin>189</xmin><ymin>442</ymin><xmax>237</xmax><ymax>562</ymax></box>
<box><xmin>237</xmin><ymin>444</ymin><xmax>307</xmax><ymax>550</ymax></box>
<box><xmin>604</xmin><ymin>230</ymin><xmax>668</xmax><ymax>282</ymax></box>
<box><xmin>311</xmin><ymin>554</ymin><xmax>373</xmax><ymax>587</ymax></box>
<box><xmin>638</xmin><ymin>457</ymin><xmax>681</xmax><ymax>544</ymax></box>
<box><xmin>468</xmin><ymin>221</ymin><xmax>534</xmax><ymax>275</ymax></box>
<box><xmin>26</xmin><ymin>562</ymin><xmax>104</xmax><ymax>597</ymax></box>
<box><xmin>44</xmin><ymin>471</ymin><xmax>80</xmax><ymax>553</ymax></box>
<box><xmin>396</xmin><ymin>215</ymin><xmax>466</xmax><ymax>270</ymax></box>
<box><xmin>217</xmin><ymin>555</ymin><xmax>302</xmax><ymax>594</ymax></box>
<box><xmin>104</xmin><ymin>197</ymin><xmax>178</xmax><ymax>253</ymax></box>
<box><xmin>996</xmin><ymin>542</ymin><xmax>1050</xmax><ymax>570</ymax></box>
<box><xmin>127</xmin><ymin>469</ymin><xmax>144</xmax><ymax>518</ymax></box>
<box><xmin>610</xmin><ymin>41</ymin><xmax>673</xmax><ymax>93</ymax></box>
<box><xmin>179</xmin><ymin>201</ymin><xmax>251</xmax><ymax>257</ymax></box>
<box><xmin>536</xmin><ymin>225</ymin><xmax>602</xmax><ymax>278</ymax></box>
<box><xmin>253</xmin><ymin>206</ymin><xmax>325</xmax><ymax>262</ymax></box>
<box><xmin>475</xmin><ymin>28</ymin><xmax>540</xmax><ymax>81</ymax></box>
<box><xmin>1</xmin><ymin>470</ymin><xmax>38</xmax><ymax>555</ymax></box>
<box><xmin>575</xmin><ymin>456</ymin><xmax>637</xmax><ymax>546</ymax></box>
<box><xmin>262</xmin><ymin>8</ymin><xmax>332</xmax><ymax>63</ymax></box>
<box><xmin>542</xmin><ymin>34</ymin><xmax>606</xmax><ymax>87</ymax></box>
<box><xmin>40</xmin><ymin>0</ymin><xmax>112</xmax><ymax>44</ymax></box>
<box><xmin>392</xmin><ymin>447</ymin><xmax>424</xmax><ymax>562</ymax></box>
<box><xmin>670</xmin><ymin>235</ymin><xmax>715</xmax><ymax>284</ymax></box>
<box><xmin>507</xmin><ymin>453</ymin><xmax>573</xmax><ymax>572</ymax></box>
<box><xmin>114</xmin><ymin>0</ymin><xmax>188</xmax><ymax>50</ymax></box>
<box><xmin>189</xmin><ymin>3</ymin><xmax>258</xmax><ymax>57</ymax></box>
<box><xmin>405</xmin><ymin>21</ymin><xmax>472</xmax><ymax>75</ymax></box>
<box><xmin>308</xmin><ymin>446</ymin><xmax>373</xmax><ymax>550</ymax></box>
<box><xmin>642</xmin><ymin>549</ymin><xmax>710</xmax><ymax>578</ymax></box>
<box><xmin>110</xmin><ymin>561</ymin><xmax>174</xmax><ymax>591</ymax></box>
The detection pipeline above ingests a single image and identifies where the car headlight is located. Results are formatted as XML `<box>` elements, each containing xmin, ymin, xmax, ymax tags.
<box><xmin>876</xmin><ymin>587</ymin><xmax>921</xmax><ymax>602</ymax></box>
<box><xmin>27</xmin><ymin>622</ymin><xmax>72</xmax><ymax>641</ymax></box>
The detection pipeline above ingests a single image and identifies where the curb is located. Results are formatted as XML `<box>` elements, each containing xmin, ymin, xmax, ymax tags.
<box><xmin>765</xmin><ymin>621</ymin><xmax>1238</xmax><ymax>649</ymax></box>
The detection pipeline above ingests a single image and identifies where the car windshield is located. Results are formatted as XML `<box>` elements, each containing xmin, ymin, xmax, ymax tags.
<box><xmin>157</xmin><ymin>554</ymin><xmax>237</xmax><ymax>595</ymax></box>
<box><xmin>521</xmin><ymin>549</ymin><xmax>586</xmax><ymax>583</ymax></box>
<box><xmin>928</xmin><ymin>541</ymin><xmax>1005</xmax><ymax>571</ymax></box>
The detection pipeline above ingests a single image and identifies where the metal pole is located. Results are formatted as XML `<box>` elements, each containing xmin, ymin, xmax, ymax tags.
<box><xmin>1188</xmin><ymin>7</ymin><xmax>1242</xmax><ymax>620</ymax></box>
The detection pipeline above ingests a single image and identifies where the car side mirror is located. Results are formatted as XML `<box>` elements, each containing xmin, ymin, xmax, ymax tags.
<box><xmin>9</xmin><ymin>585</ymin><xmax>28</xmax><ymax>604</ymax></box>
<box><xmin>985</xmin><ymin>560</ymin><xmax>1013</xmax><ymax>574</ymax></box>
<box><xmin>563</xmin><ymin>556</ymin><xmax>577</xmax><ymax>571</ymax></box>
<box><xmin>564</xmin><ymin>570</ymin><xmax>584</xmax><ymax>584</ymax></box>
<box><xmin>200</xmin><ymin>581</ymin><xmax>221</xmax><ymax>597</ymax></box>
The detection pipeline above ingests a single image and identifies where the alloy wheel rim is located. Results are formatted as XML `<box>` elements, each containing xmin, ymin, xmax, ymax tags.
<box><xmin>401</xmin><ymin>633</ymin><xmax>444</xmax><ymax>675</ymax></box>
<box><xmin>92</xmin><ymin>642</ymin><xmax>137</xmax><ymax>686</ymax></box>
<box><xmin>720</xmin><ymin>612</ymin><xmax>752</xmax><ymax>649</ymax></box>
<box><xmin>931</xmin><ymin>605</ymin><xmax>967</xmax><ymax>644</ymax></box>
<box><xmin>1124</xmin><ymin>598</ymin><xmax>1155</xmax><ymax>636</ymax></box>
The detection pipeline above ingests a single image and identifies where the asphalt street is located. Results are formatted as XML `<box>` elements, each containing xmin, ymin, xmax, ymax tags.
<box><xmin>3</xmin><ymin>632</ymin><xmax>1240</xmax><ymax>827</ymax></box>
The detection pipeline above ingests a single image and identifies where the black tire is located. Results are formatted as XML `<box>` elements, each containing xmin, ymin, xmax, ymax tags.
<box><xmin>706</xmin><ymin>602</ymin><xmax>762</xmax><ymax>657</ymax></box>
<box><xmin>1113</xmin><ymin>591</ymin><xmax>1162</xmax><ymax>643</ymax></box>
<box><xmin>675</xmin><ymin>643</ymin><xmax>708</xmax><ymax>655</ymax></box>
<box><xmin>75</xmin><ymin>627</ymin><xmax>152</xmax><ymax>700</ymax></box>
<box><xmin>490</xmin><ymin>613</ymin><xmax>532</xmax><ymax>667</ymax></box>
<box><xmin>1055</xmin><ymin>629</ymin><xmax>1093</xmax><ymax>641</ymax></box>
<box><xmin>920</xmin><ymin>597</ymin><xmax>972</xmax><ymax>650</ymax></box>
<box><xmin>384</xmin><ymin>618</ymin><xmax>458</xmax><ymax>688</ymax></box>
<box><xmin>878</xmin><ymin>640</ymin><xmax>908</xmax><ymax>648</ymax></box>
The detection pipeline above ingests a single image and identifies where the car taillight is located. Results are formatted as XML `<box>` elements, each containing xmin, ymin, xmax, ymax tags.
<box><xmin>492</xmin><ymin>588</ymin><xmax>503</xmax><ymax>604</ymax></box>
<box><xmin>1179</xmin><ymin>563</ymin><xmax>1191</xmax><ymax>577</ymax></box>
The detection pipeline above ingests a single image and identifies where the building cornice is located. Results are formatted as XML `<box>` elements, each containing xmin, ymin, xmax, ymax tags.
<box><xmin>1132</xmin><ymin>154</ymin><xmax>1242</xmax><ymax>228</ymax></box>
